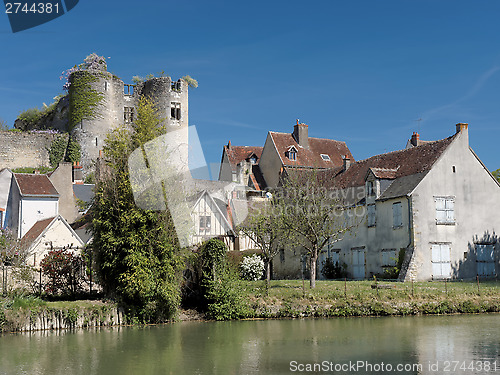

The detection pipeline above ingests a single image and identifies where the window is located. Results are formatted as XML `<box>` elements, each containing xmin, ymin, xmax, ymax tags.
<box><xmin>171</xmin><ymin>102</ymin><xmax>181</xmax><ymax>120</ymax></box>
<box><xmin>199</xmin><ymin>216</ymin><xmax>211</xmax><ymax>232</ymax></box>
<box><xmin>367</xmin><ymin>204</ymin><xmax>376</xmax><ymax>227</ymax></box>
<box><xmin>435</xmin><ymin>197</ymin><xmax>455</xmax><ymax>224</ymax></box>
<box><xmin>381</xmin><ymin>249</ymin><xmax>397</xmax><ymax>267</ymax></box>
<box><xmin>320</xmin><ymin>154</ymin><xmax>331</xmax><ymax>161</ymax></box>
<box><xmin>286</xmin><ymin>147</ymin><xmax>297</xmax><ymax>161</ymax></box>
<box><xmin>249</xmin><ymin>156</ymin><xmax>257</xmax><ymax>164</ymax></box>
<box><xmin>232</xmin><ymin>172</ymin><xmax>238</xmax><ymax>182</ymax></box>
<box><xmin>367</xmin><ymin>181</ymin><xmax>375</xmax><ymax>197</ymax></box>
<box><xmin>476</xmin><ymin>244</ymin><xmax>495</xmax><ymax>277</ymax></box>
<box><xmin>431</xmin><ymin>244</ymin><xmax>451</xmax><ymax>278</ymax></box>
<box><xmin>124</xmin><ymin>107</ymin><xmax>134</xmax><ymax>123</ymax></box>
<box><xmin>393</xmin><ymin>202</ymin><xmax>403</xmax><ymax>228</ymax></box>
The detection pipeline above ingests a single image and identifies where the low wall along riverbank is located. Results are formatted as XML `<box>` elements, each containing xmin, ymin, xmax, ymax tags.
<box><xmin>1</xmin><ymin>280</ymin><xmax>499</xmax><ymax>333</ymax></box>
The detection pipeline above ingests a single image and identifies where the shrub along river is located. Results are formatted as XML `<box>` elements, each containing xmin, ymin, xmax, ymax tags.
<box><xmin>0</xmin><ymin>314</ymin><xmax>499</xmax><ymax>375</ymax></box>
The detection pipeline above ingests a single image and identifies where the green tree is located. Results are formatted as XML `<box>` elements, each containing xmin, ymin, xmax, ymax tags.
<box><xmin>492</xmin><ymin>168</ymin><xmax>500</xmax><ymax>183</ymax></box>
<box><xmin>237</xmin><ymin>200</ymin><xmax>288</xmax><ymax>294</ymax></box>
<box><xmin>90</xmin><ymin>96</ymin><xmax>183</xmax><ymax>322</ymax></box>
<box><xmin>276</xmin><ymin>170</ymin><xmax>358</xmax><ymax>289</ymax></box>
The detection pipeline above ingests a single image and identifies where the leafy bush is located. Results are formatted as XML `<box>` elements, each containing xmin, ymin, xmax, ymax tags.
<box><xmin>40</xmin><ymin>249</ymin><xmax>85</xmax><ymax>296</ymax></box>
<box><xmin>321</xmin><ymin>258</ymin><xmax>347</xmax><ymax>279</ymax></box>
<box><xmin>240</xmin><ymin>254</ymin><xmax>264</xmax><ymax>281</ymax></box>
<box><xmin>198</xmin><ymin>239</ymin><xmax>250</xmax><ymax>320</ymax></box>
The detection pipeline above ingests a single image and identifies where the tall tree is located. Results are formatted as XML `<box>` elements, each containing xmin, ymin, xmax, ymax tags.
<box><xmin>90</xmin><ymin>96</ymin><xmax>183</xmax><ymax>321</ymax></box>
<box><xmin>276</xmin><ymin>169</ymin><xmax>358</xmax><ymax>289</ymax></box>
<box><xmin>237</xmin><ymin>200</ymin><xmax>288</xmax><ymax>294</ymax></box>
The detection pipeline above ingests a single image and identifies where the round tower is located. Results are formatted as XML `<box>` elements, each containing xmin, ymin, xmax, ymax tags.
<box><xmin>137</xmin><ymin>77</ymin><xmax>189</xmax><ymax>170</ymax></box>
<box><xmin>69</xmin><ymin>70</ymin><xmax>124</xmax><ymax>174</ymax></box>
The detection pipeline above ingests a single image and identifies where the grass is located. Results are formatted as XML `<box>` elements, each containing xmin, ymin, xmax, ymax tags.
<box><xmin>238</xmin><ymin>279</ymin><xmax>500</xmax><ymax>318</ymax></box>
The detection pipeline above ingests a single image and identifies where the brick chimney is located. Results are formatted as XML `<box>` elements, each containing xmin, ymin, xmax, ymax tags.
<box><xmin>293</xmin><ymin>119</ymin><xmax>309</xmax><ymax>149</ymax></box>
<box><xmin>342</xmin><ymin>155</ymin><xmax>351</xmax><ymax>171</ymax></box>
<box><xmin>456</xmin><ymin>123</ymin><xmax>468</xmax><ymax>134</ymax></box>
<box><xmin>411</xmin><ymin>132</ymin><xmax>420</xmax><ymax>146</ymax></box>
<box><xmin>72</xmin><ymin>161</ymin><xmax>83</xmax><ymax>184</ymax></box>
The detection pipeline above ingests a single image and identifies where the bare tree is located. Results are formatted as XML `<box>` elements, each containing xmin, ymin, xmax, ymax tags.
<box><xmin>276</xmin><ymin>169</ymin><xmax>360</xmax><ymax>289</ymax></box>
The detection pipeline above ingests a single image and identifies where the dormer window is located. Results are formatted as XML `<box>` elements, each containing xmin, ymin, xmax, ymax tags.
<box><xmin>367</xmin><ymin>181</ymin><xmax>375</xmax><ymax>197</ymax></box>
<box><xmin>286</xmin><ymin>146</ymin><xmax>297</xmax><ymax>161</ymax></box>
<box><xmin>249</xmin><ymin>155</ymin><xmax>257</xmax><ymax>164</ymax></box>
<box><xmin>320</xmin><ymin>154</ymin><xmax>331</xmax><ymax>161</ymax></box>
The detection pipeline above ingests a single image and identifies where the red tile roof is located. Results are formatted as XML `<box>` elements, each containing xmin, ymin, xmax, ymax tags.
<box><xmin>224</xmin><ymin>145</ymin><xmax>263</xmax><ymax>169</ymax></box>
<box><xmin>14</xmin><ymin>173</ymin><xmax>59</xmax><ymax>197</ymax></box>
<box><xmin>270</xmin><ymin>131</ymin><xmax>354</xmax><ymax>169</ymax></box>
<box><xmin>330</xmin><ymin>135</ymin><xmax>456</xmax><ymax>189</ymax></box>
<box><xmin>20</xmin><ymin>216</ymin><xmax>55</xmax><ymax>249</ymax></box>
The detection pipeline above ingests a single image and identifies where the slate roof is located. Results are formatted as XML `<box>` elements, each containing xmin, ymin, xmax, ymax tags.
<box><xmin>73</xmin><ymin>184</ymin><xmax>95</xmax><ymax>203</ymax></box>
<box><xmin>224</xmin><ymin>145</ymin><xmax>263</xmax><ymax>169</ymax></box>
<box><xmin>269</xmin><ymin>131</ymin><xmax>354</xmax><ymax>169</ymax></box>
<box><xmin>330</xmin><ymin>135</ymin><xmax>456</xmax><ymax>190</ymax></box>
<box><xmin>14</xmin><ymin>173</ymin><xmax>59</xmax><ymax>197</ymax></box>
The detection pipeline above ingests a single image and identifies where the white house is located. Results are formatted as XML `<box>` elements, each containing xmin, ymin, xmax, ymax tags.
<box><xmin>6</xmin><ymin>173</ymin><xmax>59</xmax><ymax>238</ymax></box>
<box><xmin>272</xmin><ymin>124</ymin><xmax>500</xmax><ymax>281</ymax></box>
<box><xmin>20</xmin><ymin>215</ymin><xmax>84</xmax><ymax>268</ymax></box>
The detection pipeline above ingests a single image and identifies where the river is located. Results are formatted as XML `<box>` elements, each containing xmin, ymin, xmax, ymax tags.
<box><xmin>1</xmin><ymin>314</ymin><xmax>499</xmax><ymax>374</ymax></box>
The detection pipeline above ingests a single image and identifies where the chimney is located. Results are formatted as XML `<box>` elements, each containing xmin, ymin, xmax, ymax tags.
<box><xmin>456</xmin><ymin>123</ymin><xmax>468</xmax><ymax>134</ymax></box>
<box><xmin>228</xmin><ymin>140</ymin><xmax>231</xmax><ymax>150</ymax></box>
<box><xmin>293</xmin><ymin>119</ymin><xmax>309</xmax><ymax>149</ymax></box>
<box><xmin>411</xmin><ymin>132</ymin><xmax>420</xmax><ymax>146</ymax></box>
<box><xmin>72</xmin><ymin>162</ymin><xmax>83</xmax><ymax>184</ymax></box>
<box><xmin>342</xmin><ymin>155</ymin><xmax>351</xmax><ymax>171</ymax></box>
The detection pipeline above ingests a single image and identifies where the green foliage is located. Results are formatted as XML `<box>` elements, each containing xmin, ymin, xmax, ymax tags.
<box><xmin>382</xmin><ymin>249</ymin><xmax>406</xmax><ymax>279</ymax></box>
<box><xmin>90</xmin><ymin>97</ymin><xmax>183</xmax><ymax>323</ymax></box>
<box><xmin>17</xmin><ymin>96</ymin><xmax>62</xmax><ymax>127</ymax></box>
<box><xmin>12</xmin><ymin>166</ymin><xmax>55</xmax><ymax>174</ymax></box>
<box><xmin>182</xmin><ymin>75</ymin><xmax>199</xmax><ymax>88</ymax></box>
<box><xmin>48</xmin><ymin>135</ymin><xmax>81</xmax><ymax>167</ymax></box>
<box><xmin>492</xmin><ymin>168</ymin><xmax>500</xmax><ymax>183</ymax></box>
<box><xmin>40</xmin><ymin>249</ymin><xmax>85</xmax><ymax>296</ymax></box>
<box><xmin>196</xmin><ymin>239</ymin><xmax>250</xmax><ymax>320</ymax></box>
<box><xmin>321</xmin><ymin>258</ymin><xmax>347</xmax><ymax>279</ymax></box>
<box><xmin>10</xmin><ymin>296</ymin><xmax>47</xmax><ymax>310</ymax></box>
<box><xmin>49</xmin><ymin>136</ymin><xmax>67</xmax><ymax>167</ymax></box>
<box><xmin>65</xmin><ymin>136</ymin><xmax>81</xmax><ymax>163</ymax></box>
<box><xmin>68</xmin><ymin>71</ymin><xmax>104</xmax><ymax>130</ymax></box>
<box><xmin>84</xmin><ymin>172</ymin><xmax>95</xmax><ymax>184</ymax></box>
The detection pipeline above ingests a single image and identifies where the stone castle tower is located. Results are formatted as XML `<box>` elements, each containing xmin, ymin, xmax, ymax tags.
<box><xmin>69</xmin><ymin>72</ymin><xmax>189</xmax><ymax>174</ymax></box>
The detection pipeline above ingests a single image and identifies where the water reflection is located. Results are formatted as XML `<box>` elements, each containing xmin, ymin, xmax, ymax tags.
<box><xmin>0</xmin><ymin>314</ymin><xmax>499</xmax><ymax>374</ymax></box>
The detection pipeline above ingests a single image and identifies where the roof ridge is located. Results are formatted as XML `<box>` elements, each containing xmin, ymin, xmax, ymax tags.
<box><xmin>352</xmin><ymin>135</ymin><xmax>455</xmax><ymax>165</ymax></box>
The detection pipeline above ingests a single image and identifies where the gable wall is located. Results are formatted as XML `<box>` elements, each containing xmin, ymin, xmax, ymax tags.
<box><xmin>410</xmin><ymin>129</ymin><xmax>500</xmax><ymax>280</ymax></box>
<box><xmin>259</xmin><ymin>133</ymin><xmax>283</xmax><ymax>188</ymax></box>
<box><xmin>26</xmin><ymin>217</ymin><xmax>82</xmax><ymax>267</ymax></box>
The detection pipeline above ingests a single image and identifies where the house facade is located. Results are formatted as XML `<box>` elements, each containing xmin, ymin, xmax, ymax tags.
<box><xmin>21</xmin><ymin>215</ymin><xmax>84</xmax><ymax>268</ymax></box>
<box><xmin>272</xmin><ymin>124</ymin><xmax>500</xmax><ymax>281</ymax></box>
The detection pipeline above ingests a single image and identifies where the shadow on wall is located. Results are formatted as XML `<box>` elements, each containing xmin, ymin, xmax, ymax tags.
<box><xmin>452</xmin><ymin>231</ymin><xmax>499</xmax><ymax>280</ymax></box>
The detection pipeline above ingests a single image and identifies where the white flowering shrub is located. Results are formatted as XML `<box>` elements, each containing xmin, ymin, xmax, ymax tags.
<box><xmin>240</xmin><ymin>254</ymin><xmax>264</xmax><ymax>281</ymax></box>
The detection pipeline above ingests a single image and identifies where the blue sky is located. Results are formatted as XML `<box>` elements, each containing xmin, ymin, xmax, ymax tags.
<box><xmin>1</xmin><ymin>1</ymin><xmax>499</xmax><ymax>172</ymax></box>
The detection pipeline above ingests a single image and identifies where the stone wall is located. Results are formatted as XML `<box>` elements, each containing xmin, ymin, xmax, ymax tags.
<box><xmin>0</xmin><ymin>131</ymin><xmax>67</xmax><ymax>170</ymax></box>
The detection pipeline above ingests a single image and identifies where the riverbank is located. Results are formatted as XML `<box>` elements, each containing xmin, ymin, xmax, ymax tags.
<box><xmin>240</xmin><ymin>279</ymin><xmax>500</xmax><ymax>318</ymax></box>
<box><xmin>1</xmin><ymin>280</ymin><xmax>499</xmax><ymax>332</ymax></box>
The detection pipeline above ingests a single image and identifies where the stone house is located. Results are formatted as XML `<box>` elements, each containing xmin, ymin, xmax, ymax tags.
<box><xmin>272</xmin><ymin>123</ymin><xmax>500</xmax><ymax>281</ymax></box>
<box><xmin>258</xmin><ymin>120</ymin><xmax>354</xmax><ymax>189</ymax></box>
